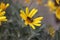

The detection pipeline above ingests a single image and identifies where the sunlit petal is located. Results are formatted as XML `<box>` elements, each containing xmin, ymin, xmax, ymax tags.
<box><xmin>0</xmin><ymin>9</ymin><xmax>2</xmax><ymax>12</ymax></box>
<box><xmin>34</xmin><ymin>17</ymin><xmax>43</xmax><ymax>21</ymax></box>
<box><xmin>33</xmin><ymin>21</ymin><xmax>41</xmax><ymax>24</ymax></box>
<box><xmin>25</xmin><ymin>20</ymin><xmax>28</xmax><ymax>25</ymax></box>
<box><xmin>0</xmin><ymin>2</ymin><xmax>9</xmax><ymax>10</ymax></box>
<box><xmin>33</xmin><ymin>23</ymin><xmax>41</xmax><ymax>26</ymax></box>
<box><xmin>26</xmin><ymin>7</ymin><xmax>29</xmax><ymax>16</ymax></box>
<box><xmin>56</xmin><ymin>0</ymin><xmax>60</xmax><ymax>4</ymax></box>
<box><xmin>0</xmin><ymin>11</ymin><xmax>5</xmax><ymax>16</ymax></box>
<box><xmin>56</xmin><ymin>7</ymin><xmax>60</xmax><ymax>20</ymax></box>
<box><xmin>6</xmin><ymin>3</ymin><xmax>9</xmax><ymax>8</ymax></box>
<box><xmin>29</xmin><ymin>9</ymin><xmax>38</xmax><ymax>18</ymax></box>
<box><xmin>20</xmin><ymin>10</ymin><xmax>27</xmax><ymax>20</ymax></box>
<box><xmin>29</xmin><ymin>23</ymin><xmax>35</xmax><ymax>29</ymax></box>
<box><xmin>0</xmin><ymin>16</ymin><xmax>7</xmax><ymax>21</ymax></box>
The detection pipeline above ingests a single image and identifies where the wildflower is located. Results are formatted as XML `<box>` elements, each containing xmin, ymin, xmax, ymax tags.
<box><xmin>47</xmin><ymin>26</ymin><xmax>55</xmax><ymax>37</ymax></box>
<box><xmin>20</xmin><ymin>7</ymin><xmax>43</xmax><ymax>29</ymax></box>
<box><xmin>45</xmin><ymin>0</ymin><xmax>56</xmax><ymax>11</ymax></box>
<box><xmin>0</xmin><ymin>2</ymin><xmax>9</xmax><ymax>10</ymax></box>
<box><xmin>0</xmin><ymin>9</ymin><xmax>7</xmax><ymax>25</ymax></box>
<box><xmin>55</xmin><ymin>7</ymin><xmax>60</xmax><ymax>20</ymax></box>
<box><xmin>36</xmin><ymin>0</ymin><xmax>42</xmax><ymax>5</ymax></box>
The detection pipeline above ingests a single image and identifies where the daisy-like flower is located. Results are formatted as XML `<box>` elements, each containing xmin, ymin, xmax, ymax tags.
<box><xmin>55</xmin><ymin>7</ymin><xmax>60</xmax><ymax>20</ymax></box>
<box><xmin>36</xmin><ymin>0</ymin><xmax>42</xmax><ymax>5</ymax></box>
<box><xmin>0</xmin><ymin>2</ymin><xmax>9</xmax><ymax>10</ymax></box>
<box><xmin>56</xmin><ymin>0</ymin><xmax>60</xmax><ymax>5</ymax></box>
<box><xmin>45</xmin><ymin>0</ymin><xmax>56</xmax><ymax>11</ymax></box>
<box><xmin>0</xmin><ymin>9</ymin><xmax>7</xmax><ymax>25</ymax></box>
<box><xmin>20</xmin><ymin>7</ymin><xmax>43</xmax><ymax>29</ymax></box>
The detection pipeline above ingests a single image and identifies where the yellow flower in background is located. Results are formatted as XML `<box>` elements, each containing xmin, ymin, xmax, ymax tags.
<box><xmin>0</xmin><ymin>9</ymin><xmax>7</xmax><ymax>25</ymax></box>
<box><xmin>0</xmin><ymin>2</ymin><xmax>9</xmax><ymax>10</ymax></box>
<box><xmin>36</xmin><ymin>0</ymin><xmax>42</xmax><ymax>5</ymax></box>
<box><xmin>56</xmin><ymin>7</ymin><xmax>60</xmax><ymax>20</ymax></box>
<box><xmin>45</xmin><ymin>0</ymin><xmax>56</xmax><ymax>11</ymax></box>
<box><xmin>47</xmin><ymin>26</ymin><xmax>55</xmax><ymax>37</ymax></box>
<box><xmin>56</xmin><ymin>0</ymin><xmax>60</xmax><ymax>5</ymax></box>
<box><xmin>20</xmin><ymin>7</ymin><xmax>43</xmax><ymax>29</ymax></box>
<box><xmin>25</xmin><ymin>0</ymin><xmax>30</xmax><ymax>4</ymax></box>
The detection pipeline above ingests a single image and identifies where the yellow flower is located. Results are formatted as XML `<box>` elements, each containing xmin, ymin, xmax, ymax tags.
<box><xmin>0</xmin><ymin>9</ymin><xmax>7</xmax><ymax>25</ymax></box>
<box><xmin>20</xmin><ymin>7</ymin><xmax>43</xmax><ymax>29</ymax></box>
<box><xmin>45</xmin><ymin>0</ymin><xmax>56</xmax><ymax>11</ymax></box>
<box><xmin>47</xmin><ymin>26</ymin><xmax>55</xmax><ymax>37</ymax></box>
<box><xmin>56</xmin><ymin>0</ymin><xmax>60</xmax><ymax>4</ymax></box>
<box><xmin>56</xmin><ymin>7</ymin><xmax>60</xmax><ymax>20</ymax></box>
<box><xmin>0</xmin><ymin>2</ymin><xmax>9</xmax><ymax>10</ymax></box>
<box><xmin>36</xmin><ymin>0</ymin><xmax>42</xmax><ymax>5</ymax></box>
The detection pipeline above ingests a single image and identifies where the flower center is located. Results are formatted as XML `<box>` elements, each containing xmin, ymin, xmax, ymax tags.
<box><xmin>27</xmin><ymin>17</ymin><xmax>33</xmax><ymax>23</ymax></box>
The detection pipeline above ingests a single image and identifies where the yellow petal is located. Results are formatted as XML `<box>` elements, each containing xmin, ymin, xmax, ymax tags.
<box><xmin>28</xmin><ymin>9</ymin><xmax>35</xmax><ymax>17</ymax></box>
<box><xmin>34</xmin><ymin>17</ymin><xmax>43</xmax><ymax>21</ymax></box>
<box><xmin>0</xmin><ymin>2</ymin><xmax>9</xmax><ymax>10</ymax></box>
<box><xmin>0</xmin><ymin>2</ymin><xmax>5</xmax><ymax>9</ymax></box>
<box><xmin>29</xmin><ymin>23</ymin><xmax>35</xmax><ymax>29</ymax></box>
<box><xmin>1</xmin><ymin>19</ymin><xmax>7</xmax><ymax>21</ymax></box>
<box><xmin>30</xmin><ymin>9</ymin><xmax>38</xmax><ymax>18</ymax></box>
<box><xmin>56</xmin><ymin>0</ymin><xmax>60</xmax><ymax>4</ymax></box>
<box><xmin>25</xmin><ymin>20</ymin><xmax>28</xmax><ymax>25</ymax></box>
<box><xmin>0</xmin><ymin>16</ymin><xmax>6</xmax><ymax>19</ymax></box>
<box><xmin>28</xmin><ymin>9</ymin><xmax>38</xmax><ymax>18</ymax></box>
<box><xmin>46</xmin><ymin>0</ymin><xmax>56</xmax><ymax>10</ymax></box>
<box><xmin>56</xmin><ymin>7</ymin><xmax>60</xmax><ymax>20</ymax></box>
<box><xmin>33</xmin><ymin>23</ymin><xmax>41</xmax><ymax>26</ymax></box>
<box><xmin>0</xmin><ymin>2</ymin><xmax>5</xmax><ymax>6</ymax></box>
<box><xmin>33</xmin><ymin>20</ymin><xmax>41</xmax><ymax>24</ymax></box>
<box><xmin>0</xmin><ymin>16</ymin><xmax>7</xmax><ymax>21</ymax></box>
<box><xmin>6</xmin><ymin>3</ymin><xmax>9</xmax><ymax>8</ymax></box>
<box><xmin>0</xmin><ymin>11</ymin><xmax>5</xmax><ymax>16</ymax></box>
<box><xmin>48</xmin><ymin>1</ymin><xmax>54</xmax><ymax>7</ymax></box>
<box><xmin>0</xmin><ymin>9</ymin><xmax>2</xmax><ymax>12</ymax></box>
<box><xmin>26</xmin><ymin>7</ymin><xmax>29</xmax><ymax>16</ymax></box>
<box><xmin>20</xmin><ymin>10</ymin><xmax>27</xmax><ymax>20</ymax></box>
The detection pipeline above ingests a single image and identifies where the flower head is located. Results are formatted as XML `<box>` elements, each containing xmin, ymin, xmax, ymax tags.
<box><xmin>45</xmin><ymin>0</ymin><xmax>56</xmax><ymax>11</ymax></box>
<box><xmin>20</xmin><ymin>7</ymin><xmax>43</xmax><ymax>29</ymax></box>
<box><xmin>56</xmin><ymin>7</ymin><xmax>60</xmax><ymax>20</ymax></box>
<box><xmin>0</xmin><ymin>2</ymin><xmax>9</xmax><ymax>10</ymax></box>
<box><xmin>0</xmin><ymin>9</ymin><xmax>7</xmax><ymax>25</ymax></box>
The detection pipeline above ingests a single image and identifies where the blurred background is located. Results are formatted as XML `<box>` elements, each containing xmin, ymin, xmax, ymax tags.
<box><xmin>0</xmin><ymin>0</ymin><xmax>60</xmax><ymax>40</ymax></box>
